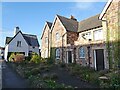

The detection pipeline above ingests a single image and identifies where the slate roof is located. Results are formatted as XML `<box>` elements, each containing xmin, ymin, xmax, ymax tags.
<box><xmin>46</xmin><ymin>21</ymin><xmax>52</xmax><ymax>28</ymax></box>
<box><xmin>5</xmin><ymin>37</ymin><xmax>12</xmax><ymax>44</ymax></box>
<box><xmin>78</xmin><ymin>14</ymin><xmax>102</xmax><ymax>32</ymax></box>
<box><xmin>23</xmin><ymin>34</ymin><xmax>39</xmax><ymax>47</ymax></box>
<box><xmin>57</xmin><ymin>15</ymin><xmax>78</xmax><ymax>32</ymax></box>
<box><xmin>5</xmin><ymin>31</ymin><xmax>39</xmax><ymax>47</ymax></box>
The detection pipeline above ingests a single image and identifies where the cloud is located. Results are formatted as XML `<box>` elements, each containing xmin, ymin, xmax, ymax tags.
<box><xmin>74</xmin><ymin>2</ymin><xmax>94</xmax><ymax>9</ymax></box>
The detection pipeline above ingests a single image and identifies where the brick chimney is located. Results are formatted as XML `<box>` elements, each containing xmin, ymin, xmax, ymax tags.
<box><xmin>70</xmin><ymin>15</ymin><xmax>77</xmax><ymax>21</ymax></box>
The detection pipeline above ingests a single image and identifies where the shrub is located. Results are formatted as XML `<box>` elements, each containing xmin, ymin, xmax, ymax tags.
<box><xmin>46</xmin><ymin>57</ymin><xmax>54</xmax><ymax>64</ymax></box>
<box><xmin>42</xmin><ymin>74</ymin><xmax>51</xmax><ymax>80</ymax></box>
<box><xmin>30</xmin><ymin>68</ymin><xmax>41</xmax><ymax>75</ymax></box>
<box><xmin>60</xmin><ymin>63</ymin><xmax>66</xmax><ymax>68</ymax></box>
<box><xmin>9</xmin><ymin>53</ymin><xmax>15</xmax><ymax>62</ymax></box>
<box><xmin>98</xmin><ymin>69</ymin><xmax>110</xmax><ymax>76</ymax></box>
<box><xmin>14</xmin><ymin>54</ymin><xmax>25</xmax><ymax>62</ymax></box>
<box><xmin>50</xmin><ymin>73</ymin><xmax>58</xmax><ymax>80</ymax></box>
<box><xmin>30</xmin><ymin>54</ymin><xmax>41</xmax><ymax>64</ymax></box>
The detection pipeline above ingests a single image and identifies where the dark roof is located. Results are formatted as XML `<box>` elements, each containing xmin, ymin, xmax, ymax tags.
<box><xmin>0</xmin><ymin>47</ymin><xmax>5</xmax><ymax>50</ymax></box>
<box><xmin>57</xmin><ymin>15</ymin><xmax>78</xmax><ymax>32</ymax></box>
<box><xmin>6</xmin><ymin>37</ymin><xmax>12</xmax><ymax>44</ymax></box>
<box><xmin>46</xmin><ymin>21</ymin><xmax>52</xmax><ymax>28</ymax></box>
<box><xmin>23</xmin><ymin>34</ymin><xmax>40</xmax><ymax>47</ymax></box>
<box><xmin>78</xmin><ymin>14</ymin><xmax>102</xmax><ymax>32</ymax></box>
<box><xmin>5</xmin><ymin>31</ymin><xmax>39</xmax><ymax>47</ymax></box>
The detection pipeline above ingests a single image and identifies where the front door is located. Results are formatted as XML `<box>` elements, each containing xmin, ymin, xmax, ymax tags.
<box><xmin>95</xmin><ymin>49</ymin><xmax>104</xmax><ymax>71</ymax></box>
<box><xmin>68</xmin><ymin>51</ymin><xmax>72</xmax><ymax>63</ymax></box>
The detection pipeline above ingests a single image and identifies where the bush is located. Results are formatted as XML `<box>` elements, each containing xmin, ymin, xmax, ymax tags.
<box><xmin>50</xmin><ymin>73</ymin><xmax>58</xmax><ymax>80</ymax></box>
<box><xmin>30</xmin><ymin>54</ymin><xmax>41</xmax><ymax>64</ymax></box>
<box><xmin>98</xmin><ymin>69</ymin><xmax>110</xmax><ymax>76</ymax></box>
<box><xmin>9</xmin><ymin>53</ymin><xmax>15</xmax><ymax>62</ymax></box>
<box><xmin>46</xmin><ymin>57</ymin><xmax>54</xmax><ymax>64</ymax></box>
<box><xmin>14</xmin><ymin>54</ymin><xmax>25</xmax><ymax>62</ymax></box>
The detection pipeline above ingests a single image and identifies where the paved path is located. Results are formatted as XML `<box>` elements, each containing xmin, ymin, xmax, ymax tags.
<box><xmin>2</xmin><ymin>60</ymin><xmax>29</xmax><ymax>88</ymax></box>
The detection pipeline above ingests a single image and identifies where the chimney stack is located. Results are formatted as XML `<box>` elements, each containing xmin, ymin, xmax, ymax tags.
<box><xmin>14</xmin><ymin>26</ymin><xmax>20</xmax><ymax>36</ymax></box>
<box><xmin>70</xmin><ymin>15</ymin><xmax>77</xmax><ymax>21</ymax></box>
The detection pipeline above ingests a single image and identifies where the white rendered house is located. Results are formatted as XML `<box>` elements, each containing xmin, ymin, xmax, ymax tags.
<box><xmin>4</xmin><ymin>27</ymin><xmax>40</xmax><ymax>61</ymax></box>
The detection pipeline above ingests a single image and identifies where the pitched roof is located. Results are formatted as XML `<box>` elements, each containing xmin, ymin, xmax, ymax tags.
<box><xmin>57</xmin><ymin>15</ymin><xmax>78</xmax><ymax>32</ymax></box>
<box><xmin>5</xmin><ymin>31</ymin><xmax>39</xmax><ymax>47</ymax></box>
<box><xmin>46</xmin><ymin>21</ymin><xmax>52</xmax><ymax>28</ymax></box>
<box><xmin>78</xmin><ymin>14</ymin><xmax>102</xmax><ymax>32</ymax></box>
<box><xmin>6</xmin><ymin>37</ymin><xmax>12</xmax><ymax>44</ymax></box>
<box><xmin>41</xmin><ymin>21</ymin><xmax>52</xmax><ymax>39</ymax></box>
<box><xmin>23</xmin><ymin>34</ymin><xmax>40</xmax><ymax>47</ymax></box>
<box><xmin>99</xmin><ymin>0</ymin><xmax>113</xmax><ymax>20</ymax></box>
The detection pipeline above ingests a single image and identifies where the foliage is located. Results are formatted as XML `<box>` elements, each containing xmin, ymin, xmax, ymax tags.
<box><xmin>14</xmin><ymin>54</ymin><xmax>25</xmax><ymax>62</ymax></box>
<box><xmin>30</xmin><ymin>53</ymin><xmax>41</xmax><ymax>64</ymax></box>
<box><xmin>9</xmin><ymin>53</ymin><xmax>15</xmax><ymax>62</ymax></box>
<box><xmin>46</xmin><ymin>57</ymin><xmax>54</xmax><ymax>64</ymax></box>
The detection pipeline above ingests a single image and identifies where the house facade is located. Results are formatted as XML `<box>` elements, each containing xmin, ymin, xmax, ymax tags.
<box><xmin>99</xmin><ymin>0</ymin><xmax>120</xmax><ymax>69</ymax></box>
<box><xmin>41</xmin><ymin>21</ymin><xmax>52</xmax><ymax>58</ymax></box>
<box><xmin>4</xmin><ymin>27</ymin><xmax>40</xmax><ymax>61</ymax></box>
<box><xmin>41</xmin><ymin>0</ymin><xmax>120</xmax><ymax>70</ymax></box>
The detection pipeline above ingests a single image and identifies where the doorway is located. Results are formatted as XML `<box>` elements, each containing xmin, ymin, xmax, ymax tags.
<box><xmin>67</xmin><ymin>51</ymin><xmax>72</xmax><ymax>63</ymax></box>
<box><xmin>94</xmin><ymin>49</ymin><xmax>104</xmax><ymax>71</ymax></box>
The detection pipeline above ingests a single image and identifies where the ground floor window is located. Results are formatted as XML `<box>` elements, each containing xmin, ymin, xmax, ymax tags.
<box><xmin>55</xmin><ymin>48</ymin><xmax>60</xmax><ymax>59</ymax></box>
<box><xmin>79</xmin><ymin>47</ymin><xmax>85</xmax><ymax>58</ymax></box>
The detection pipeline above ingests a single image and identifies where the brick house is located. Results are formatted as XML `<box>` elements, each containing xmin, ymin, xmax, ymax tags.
<box><xmin>41</xmin><ymin>21</ymin><xmax>52</xmax><ymax>58</ymax></box>
<box><xmin>41</xmin><ymin>0</ymin><xmax>120</xmax><ymax>70</ymax></box>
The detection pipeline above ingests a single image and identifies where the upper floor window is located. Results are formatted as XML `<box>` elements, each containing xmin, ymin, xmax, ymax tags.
<box><xmin>45</xmin><ymin>37</ymin><xmax>48</xmax><ymax>44</ymax></box>
<box><xmin>55</xmin><ymin>48</ymin><xmax>60</xmax><ymax>59</ymax></box>
<box><xmin>56</xmin><ymin>33</ymin><xmax>60</xmax><ymax>41</ymax></box>
<box><xmin>94</xmin><ymin>29</ymin><xmax>103</xmax><ymax>41</ymax></box>
<box><xmin>82</xmin><ymin>32</ymin><xmax>92</xmax><ymax>40</ymax></box>
<box><xmin>79</xmin><ymin>47</ymin><xmax>85</xmax><ymax>58</ymax></box>
<box><xmin>17</xmin><ymin>41</ymin><xmax>21</xmax><ymax>47</ymax></box>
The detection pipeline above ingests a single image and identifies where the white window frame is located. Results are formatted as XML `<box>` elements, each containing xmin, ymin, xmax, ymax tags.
<box><xmin>55</xmin><ymin>48</ymin><xmax>60</xmax><ymax>59</ymax></box>
<box><xmin>93</xmin><ymin>29</ymin><xmax>103</xmax><ymax>41</ymax></box>
<box><xmin>79</xmin><ymin>47</ymin><xmax>85</xmax><ymax>58</ymax></box>
<box><xmin>17</xmin><ymin>41</ymin><xmax>21</xmax><ymax>47</ymax></box>
<box><xmin>82</xmin><ymin>32</ymin><xmax>91</xmax><ymax>40</ymax></box>
<box><xmin>56</xmin><ymin>33</ymin><xmax>60</xmax><ymax>41</ymax></box>
<box><xmin>45</xmin><ymin>37</ymin><xmax>48</xmax><ymax>44</ymax></box>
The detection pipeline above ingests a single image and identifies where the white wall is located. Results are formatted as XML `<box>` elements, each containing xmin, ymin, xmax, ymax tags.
<box><xmin>7</xmin><ymin>32</ymin><xmax>29</xmax><ymax>57</ymax></box>
<box><xmin>4</xmin><ymin>45</ymin><xmax>9</xmax><ymax>61</ymax></box>
<box><xmin>29</xmin><ymin>46</ymin><xmax>39</xmax><ymax>55</ymax></box>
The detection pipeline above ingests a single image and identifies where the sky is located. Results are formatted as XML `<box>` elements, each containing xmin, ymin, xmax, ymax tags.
<box><xmin>0</xmin><ymin>1</ymin><xmax>106</xmax><ymax>48</ymax></box>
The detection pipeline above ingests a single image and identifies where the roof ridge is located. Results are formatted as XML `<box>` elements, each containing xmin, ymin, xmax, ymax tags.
<box><xmin>79</xmin><ymin>14</ymin><xmax>100</xmax><ymax>23</ymax></box>
<box><xmin>57</xmin><ymin>14</ymin><xmax>78</xmax><ymax>22</ymax></box>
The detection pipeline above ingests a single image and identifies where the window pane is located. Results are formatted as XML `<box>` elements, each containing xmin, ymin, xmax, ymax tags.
<box><xmin>79</xmin><ymin>47</ymin><xmax>85</xmax><ymax>58</ymax></box>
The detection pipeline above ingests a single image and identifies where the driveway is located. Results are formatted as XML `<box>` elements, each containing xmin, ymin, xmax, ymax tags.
<box><xmin>2</xmin><ymin>60</ymin><xmax>29</xmax><ymax>88</ymax></box>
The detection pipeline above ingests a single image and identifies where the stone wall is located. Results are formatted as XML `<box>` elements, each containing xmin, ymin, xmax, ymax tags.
<box><xmin>103</xmin><ymin>0</ymin><xmax>119</xmax><ymax>69</ymax></box>
<box><xmin>41</xmin><ymin>24</ymin><xmax>50</xmax><ymax>58</ymax></box>
<box><xmin>67</xmin><ymin>31</ymin><xmax>78</xmax><ymax>45</ymax></box>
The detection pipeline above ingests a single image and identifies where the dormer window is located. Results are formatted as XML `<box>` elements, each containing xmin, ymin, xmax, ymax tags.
<box><xmin>56</xmin><ymin>33</ymin><xmax>60</xmax><ymax>41</ymax></box>
<box><xmin>17</xmin><ymin>41</ymin><xmax>21</xmax><ymax>47</ymax></box>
